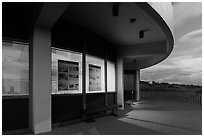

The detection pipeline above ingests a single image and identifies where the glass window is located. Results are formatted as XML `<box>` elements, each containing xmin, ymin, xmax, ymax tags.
<box><xmin>86</xmin><ymin>55</ymin><xmax>105</xmax><ymax>93</ymax></box>
<box><xmin>2</xmin><ymin>41</ymin><xmax>29</xmax><ymax>96</ymax></box>
<box><xmin>107</xmin><ymin>61</ymin><xmax>116</xmax><ymax>92</ymax></box>
<box><xmin>51</xmin><ymin>48</ymin><xmax>82</xmax><ymax>94</ymax></box>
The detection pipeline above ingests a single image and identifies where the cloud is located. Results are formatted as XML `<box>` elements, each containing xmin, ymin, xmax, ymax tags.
<box><xmin>141</xmin><ymin>67</ymin><xmax>202</xmax><ymax>85</ymax></box>
<box><xmin>170</xmin><ymin>56</ymin><xmax>201</xmax><ymax>72</ymax></box>
<box><xmin>160</xmin><ymin>72</ymin><xmax>202</xmax><ymax>85</ymax></box>
<box><xmin>173</xmin><ymin>2</ymin><xmax>202</xmax><ymax>27</ymax></box>
<box><xmin>172</xmin><ymin>29</ymin><xmax>202</xmax><ymax>58</ymax></box>
<box><xmin>141</xmin><ymin>56</ymin><xmax>202</xmax><ymax>85</ymax></box>
<box><xmin>179</xmin><ymin>29</ymin><xmax>202</xmax><ymax>44</ymax></box>
<box><xmin>160</xmin><ymin>69</ymin><xmax>202</xmax><ymax>85</ymax></box>
<box><xmin>141</xmin><ymin>3</ymin><xmax>202</xmax><ymax>86</ymax></box>
<box><xmin>171</xmin><ymin>43</ymin><xmax>202</xmax><ymax>59</ymax></box>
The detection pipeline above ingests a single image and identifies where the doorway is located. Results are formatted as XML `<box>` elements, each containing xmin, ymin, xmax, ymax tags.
<box><xmin>124</xmin><ymin>72</ymin><xmax>136</xmax><ymax>101</ymax></box>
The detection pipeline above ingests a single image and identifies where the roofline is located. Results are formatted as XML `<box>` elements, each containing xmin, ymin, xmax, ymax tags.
<box><xmin>135</xmin><ymin>2</ymin><xmax>174</xmax><ymax>69</ymax></box>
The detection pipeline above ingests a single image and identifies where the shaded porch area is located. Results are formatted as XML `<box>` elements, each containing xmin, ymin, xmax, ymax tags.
<box><xmin>40</xmin><ymin>99</ymin><xmax>202</xmax><ymax>135</ymax></box>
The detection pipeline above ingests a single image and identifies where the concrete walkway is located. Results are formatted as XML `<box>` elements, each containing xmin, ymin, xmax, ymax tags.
<box><xmin>41</xmin><ymin>100</ymin><xmax>202</xmax><ymax>135</ymax></box>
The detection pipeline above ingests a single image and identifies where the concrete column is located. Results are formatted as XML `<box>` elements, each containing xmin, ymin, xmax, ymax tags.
<box><xmin>135</xmin><ymin>69</ymin><xmax>140</xmax><ymax>101</ymax></box>
<box><xmin>30</xmin><ymin>26</ymin><xmax>51</xmax><ymax>134</ymax></box>
<box><xmin>116</xmin><ymin>57</ymin><xmax>124</xmax><ymax>109</ymax></box>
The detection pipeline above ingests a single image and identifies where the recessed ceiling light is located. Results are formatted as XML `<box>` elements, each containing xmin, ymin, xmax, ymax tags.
<box><xmin>139</xmin><ymin>29</ymin><xmax>149</xmax><ymax>38</ymax></box>
<box><xmin>129</xmin><ymin>18</ymin><xmax>136</xmax><ymax>23</ymax></box>
<box><xmin>139</xmin><ymin>31</ymin><xmax>144</xmax><ymax>38</ymax></box>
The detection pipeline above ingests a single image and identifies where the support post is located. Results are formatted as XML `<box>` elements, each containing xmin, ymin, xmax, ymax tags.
<box><xmin>105</xmin><ymin>45</ymin><xmax>108</xmax><ymax>107</ymax></box>
<box><xmin>135</xmin><ymin>69</ymin><xmax>140</xmax><ymax>101</ymax></box>
<box><xmin>116</xmin><ymin>57</ymin><xmax>124</xmax><ymax>109</ymax></box>
<box><xmin>30</xmin><ymin>26</ymin><xmax>51</xmax><ymax>134</ymax></box>
<box><xmin>82</xmin><ymin>31</ymin><xmax>86</xmax><ymax>112</ymax></box>
<box><xmin>29</xmin><ymin>2</ymin><xmax>69</xmax><ymax>134</ymax></box>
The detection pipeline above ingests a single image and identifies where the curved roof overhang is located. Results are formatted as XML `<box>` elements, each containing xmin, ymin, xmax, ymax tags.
<box><xmin>14</xmin><ymin>2</ymin><xmax>173</xmax><ymax>70</ymax></box>
<box><xmin>59</xmin><ymin>2</ymin><xmax>174</xmax><ymax>70</ymax></box>
<box><xmin>3</xmin><ymin>2</ymin><xmax>174</xmax><ymax>70</ymax></box>
<box><xmin>126</xmin><ymin>2</ymin><xmax>174</xmax><ymax>69</ymax></box>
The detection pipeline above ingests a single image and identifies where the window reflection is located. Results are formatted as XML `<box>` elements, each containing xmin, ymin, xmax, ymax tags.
<box><xmin>2</xmin><ymin>41</ymin><xmax>29</xmax><ymax>95</ymax></box>
<box><xmin>86</xmin><ymin>55</ymin><xmax>105</xmax><ymax>93</ymax></box>
<box><xmin>51</xmin><ymin>48</ymin><xmax>82</xmax><ymax>94</ymax></box>
<box><xmin>2</xmin><ymin>43</ymin><xmax>116</xmax><ymax>96</ymax></box>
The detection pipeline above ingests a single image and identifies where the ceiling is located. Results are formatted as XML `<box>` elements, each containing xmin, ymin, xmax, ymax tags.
<box><xmin>10</xmin><ymin>2</ymin><xmax>173</xmax><ymax>69</ymax></box>
<box><xmin>61</xmin><ymin>2</ymin><xmax>166</xmax><ymax>46</ymax></box>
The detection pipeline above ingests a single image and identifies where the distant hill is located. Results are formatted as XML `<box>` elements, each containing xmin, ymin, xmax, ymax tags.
<box><xmin>140</xmin><ymin>81</ymin><xmax>202</xmax><ymax>93</ymax></box>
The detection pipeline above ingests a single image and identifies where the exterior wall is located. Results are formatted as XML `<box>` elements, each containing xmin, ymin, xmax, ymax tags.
<box><xmin>51</xmin><ymin>24</ymin><xmax>118</xmax><ymax>125</ymax></box>
<box><xmin>2</xmin><ymin>4</ymin><xmax>32</xmax><ymax>132</ymax></box>
<box><xmin>2</xmin><ymin>2</ymin><xmax>174</xmax><ymax>133</ymax></box>
<box><xmin>2</xmin><ymin>9</ymin><xmax>117</xmax><ymax>131</ymax></box>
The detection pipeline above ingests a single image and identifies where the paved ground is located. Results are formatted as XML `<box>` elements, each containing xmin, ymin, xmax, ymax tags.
<box><xmin>41</xmin><ymin>100</ymin><xmax>202</xmax><ymax>135</ymax></box>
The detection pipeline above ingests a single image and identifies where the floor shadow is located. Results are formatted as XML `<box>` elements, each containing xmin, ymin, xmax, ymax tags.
<box><xmin>42</xmin><ymin>116</ymin><xmax>164</xmax><ymax>135</ymax></box>
<box><xmin>125</xmin><ymin>116</ymin><xmax>201</xmax><ymax>133</ymax></box>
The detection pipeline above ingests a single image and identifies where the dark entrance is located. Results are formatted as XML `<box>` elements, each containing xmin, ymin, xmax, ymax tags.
<box><xmin>124</xmin><ymin>70</ymin><xmax>136</xmax><ymax>101</ymax></box>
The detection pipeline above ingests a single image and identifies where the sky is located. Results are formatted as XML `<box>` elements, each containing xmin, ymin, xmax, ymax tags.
<box><xmin>140</xmin><ymin>2</ymin><xmax>202</xmax><ymax>86</ymax></box>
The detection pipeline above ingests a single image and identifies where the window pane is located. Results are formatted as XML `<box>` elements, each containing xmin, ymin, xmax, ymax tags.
<box><xmin>51</xmin><ymin>48</ymin><xmax>82</xmax><ymax>94</ymax></box>
<box><xmin>2</xmin><ymin>42</ymin><xmax>29</xmax><ymax>95</ymax></box>
<box><xmin>86</xmin><ymin>55</ymin><xmax>105</xmax><ymax>93</ymax></box>
<box><xmin>107</xmin><ymin>61</ymin><xmax>116</xmax><ymax>92</ymax></box>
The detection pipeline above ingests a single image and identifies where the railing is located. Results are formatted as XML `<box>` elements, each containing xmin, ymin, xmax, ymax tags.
<box><xmin>141</xmin><ymin>91</ymin><xmax>202</xmax><ymax>105</ymax></box>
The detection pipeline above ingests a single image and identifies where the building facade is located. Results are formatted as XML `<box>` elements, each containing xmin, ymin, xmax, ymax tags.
<box><xmin>2</xmin><ymin>2</ymin><xmax>174</xmax><ymax>134</ymax></box>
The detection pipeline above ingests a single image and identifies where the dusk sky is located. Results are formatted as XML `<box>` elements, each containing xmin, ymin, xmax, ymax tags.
<box><xmin>141</xmin><ymin>2</ymin><xmax>202</xmax><ymax>86</ymax></box>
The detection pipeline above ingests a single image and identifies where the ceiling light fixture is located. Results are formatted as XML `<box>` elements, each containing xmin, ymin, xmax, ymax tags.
<box><xmin>139</xmin><ymin>30</ymin><xmax>144</xmax><ymax>38</ymax></box>
<box><xmin>139</xmin><ymin>29</ymin><xmax>149</xmax><ymax>39</ymax></box>
<box><xmin>130</xmin><ymin>18</ymin><xmax>136</xmax><ymax>23</ymax></box>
